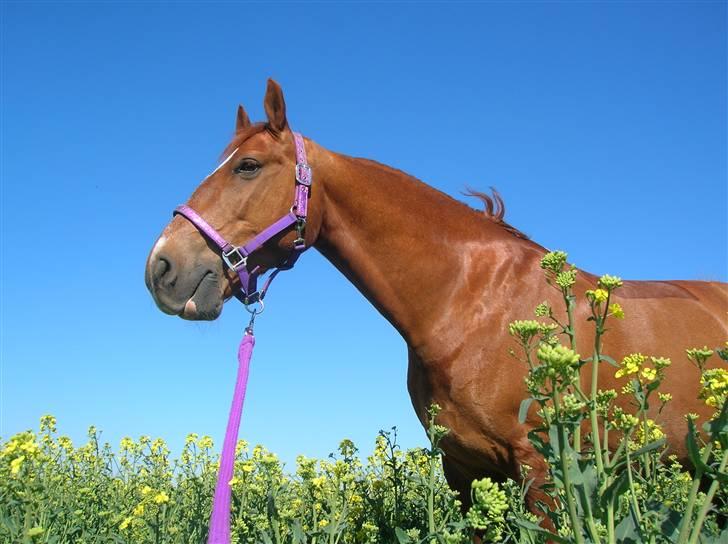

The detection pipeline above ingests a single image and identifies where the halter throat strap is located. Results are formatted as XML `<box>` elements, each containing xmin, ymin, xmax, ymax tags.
<box><xmin>173</xmin><ymin>131</ymin><xmax>312</xmax><ymax>304</ymax></box>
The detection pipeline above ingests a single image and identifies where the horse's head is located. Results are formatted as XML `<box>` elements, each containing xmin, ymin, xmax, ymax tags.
<box><xmin>145</xmin><ymin>80</ymin><xmax>317</xmax><ymax>320</ymax></box>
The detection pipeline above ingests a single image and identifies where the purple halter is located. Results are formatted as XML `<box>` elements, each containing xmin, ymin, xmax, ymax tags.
<box><xmin>174</xmin><ymin>131</ymin><xmax>312</xmax><ymax>305</ymax></box>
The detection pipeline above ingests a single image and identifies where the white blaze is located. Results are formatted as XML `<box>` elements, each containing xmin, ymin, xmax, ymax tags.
<box><xmin>206</xmin><ymin>148</ymin><xmax>239</xmax><ymax>179</ymax></box>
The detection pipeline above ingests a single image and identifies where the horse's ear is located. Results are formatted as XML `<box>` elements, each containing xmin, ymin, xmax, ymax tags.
<box><xmin>236</xmin><ymin>104</ymin><xmax>251</xmax><ymax>132</ymax></box>
<box><xmin>263</xmin><ymin>78</ymin><xmax>288</xmax><ymax>133</ymax></box>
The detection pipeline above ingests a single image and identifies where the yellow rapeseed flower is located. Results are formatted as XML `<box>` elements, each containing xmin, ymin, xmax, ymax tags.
<box><xmin>700</xmin><ymin>368</ymin><xmax>728</xmax><ymax>408</ymax></box>
<box><xmin>10</xmin><ymin>455</ymin><xmax>25</xmax><ymax>475</ymax></box>
<box><xmin>641</xmin><ymin>367</ymin><xmax>657</xmax><ymax>382</ymax></box>
<box><xmin>153</xmin><ymin>492</ymin><xmax>170</xmax><ymax>505</ymax></box>
<box><xmin>592</xmin><ymin>289</ymin><xmax>609</xmax><ymax>303</ymax></box>
<box><xmin>634</xmin><ymin>419</ymin><xmax>665</xmax><ymax>448</ymax></box>
<box><xmin>133</xmin><ymin>503</ymin><xmax>145</xmax><ymax>516</ymax></box>
<box><xmin>609</xmin><ymin>303</ymin><xmax>625</xmax><ymax>319</ymax></box>
<box><xmin>615</xmin><ymin>353</ymin><xmax>647</xmax><ymax>378</ymax></box>
<box><xmin>197</xmin><ymin>436</ymin><xmax>214</xmax><ymax>450</ymax></box>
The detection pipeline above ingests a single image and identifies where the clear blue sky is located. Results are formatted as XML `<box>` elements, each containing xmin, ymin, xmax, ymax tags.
<box><xmin>2</xmin><ymin>2</ymin><xmax>725</xmax><ymax>468</ymax></box>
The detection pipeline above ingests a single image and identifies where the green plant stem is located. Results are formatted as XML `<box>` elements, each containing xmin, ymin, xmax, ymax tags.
<box><xmin>590</xmin><ymin>318</ymin><xmax>605</xmax><ymax>478</ymax></box>
<box><xmin>426</xmin><ymin>414</ymin><xmax>437</xmax><ymax>536</ymax></box>
<box><xmin>624</xmin><ymin>443</ymin><xmax>643</xmax><ymax>525</ymax></box>
<box><xmin>563</xmin><ymin>290</ymin><xmax>582</xmax><ymax>453</ymax></box>
<box><xmin>687</xmin><ymin>447</ymin><xmax>728</xmax><ymax>544</ymax></box>
<box><xmin>553</xmin><ymin>386</ymin><xmax>586</xmax><ymax>544</ymax></box>
<box><xmin>606</xmin><ymin>502</ymin><xmax>615</xmax><ymax>544</ymax></box>
<box><xmin>427</xmin><ymin>454</ymin><xmax>436</xmax><ymax>535</ymax></box>
<box><xmin>677</xmin><ymin>439</ymin><xmax>714</xmax><ymax>544</ymax></box>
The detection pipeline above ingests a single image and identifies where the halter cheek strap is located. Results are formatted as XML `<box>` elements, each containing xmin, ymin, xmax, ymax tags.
<box><xmin>173</xmin><ymin>131</ymin><xmax>312</xmax><ymax>304</ymax></box>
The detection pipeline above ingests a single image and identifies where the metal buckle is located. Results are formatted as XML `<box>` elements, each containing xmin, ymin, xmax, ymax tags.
<box><xmin>295</xmin><ymin>163</ymin><xmax>312</xmax><ymax>186</ymax></box>
<box><xmin>222</xmin><ymin>247</ymin><xmax>247</xmax><ymax>270</ymax></box>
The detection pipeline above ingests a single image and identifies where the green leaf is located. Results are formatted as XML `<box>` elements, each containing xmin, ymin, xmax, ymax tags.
<box><xmin>600</xmin><ymin>354</ymin><xmax>618</xmax><ymax>367</ymax></box>
<box><xmin>394</xmin><ymin>527</ymin><xmax>412</xmax><ymax>544</ymax></box>
<box><xmin>614</xmin><ymin>512</ymin><xmax>641</xmax><ymax>544</ymax></box>
<box><xmin>655</xmin><ymin>505</ymin><xmax>683</xmax><ymax>542</ymax></box>
<box><xmin>600</xmin><ymin>471</ymin><xmax>629</xmax><ymax>511</ymax></box>
<box><xmin>519</xmin><ymin>398</ymin><xmax>535</xmax><ymax>424</ymax></box>
<box><xmin>687</xmin><ymin>418</ymin><xmax>711</xmax><ymax>474</ymax></box>
<box><xmin>630</xmin><ymin>437</ymin><xmax>666</xmax><ymax>457</ymax></box>
<box><xmin>513</xmin><ymin>518</ymin><xmax>571</xmax><ymax>543</ymax></box>
<box><xmin>291</xmin><ymin>522</ymin><xmax>306</xmax><ymax>544</ymax></box>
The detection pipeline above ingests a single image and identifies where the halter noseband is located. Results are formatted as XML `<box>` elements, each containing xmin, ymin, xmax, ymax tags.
<box><xmin>173</xmin><ymin>131</ymin><xmax>312</xmax><ymax>305</ymax></box>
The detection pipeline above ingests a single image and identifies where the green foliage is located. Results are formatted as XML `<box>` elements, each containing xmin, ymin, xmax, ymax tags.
<box><xmin>0</xmin><ymin>418</ymin><xmax>470</xmax><ymax>543</ymax></box>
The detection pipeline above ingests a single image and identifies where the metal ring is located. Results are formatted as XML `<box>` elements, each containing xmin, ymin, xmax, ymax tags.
<box><xmin>245</xmin><ymin>299</ymin><xmax>265</xmax><ymax>315</ymax></box>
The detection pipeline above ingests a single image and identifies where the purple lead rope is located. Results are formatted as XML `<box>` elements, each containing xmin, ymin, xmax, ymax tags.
<box><xmin>172</xmin><ymin>131</ymin><xmax>311</xmax><ymax>544</ymax></box>
<box><xmin>207</xmin><ymin>330</ymin><xmax>255</xmax><ymax>544</ymax></box>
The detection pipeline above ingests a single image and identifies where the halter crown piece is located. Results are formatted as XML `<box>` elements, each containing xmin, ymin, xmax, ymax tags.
<box><xmin>173</xmin><ymin>131</ymin><xmax>312</xmax><ymax>544</ymax></box>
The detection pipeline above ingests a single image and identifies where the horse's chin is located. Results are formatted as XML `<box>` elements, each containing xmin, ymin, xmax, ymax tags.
<box><xmin>180</xmin><ymin>273</ymin><xmax>224</xmax><ymax>321</ymax></box>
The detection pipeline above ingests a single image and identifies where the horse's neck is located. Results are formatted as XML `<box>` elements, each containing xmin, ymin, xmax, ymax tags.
<box><xmin>311</xmin><ymin>144</ymin><xmax>541</xmax><ymax>347</ymax></box>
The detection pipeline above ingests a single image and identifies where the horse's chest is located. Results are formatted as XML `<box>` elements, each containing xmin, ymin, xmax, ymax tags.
<box><xmin>405</xmin><ymin>342</ymin><xmax>521</xmax><ymax>474</ymax></box>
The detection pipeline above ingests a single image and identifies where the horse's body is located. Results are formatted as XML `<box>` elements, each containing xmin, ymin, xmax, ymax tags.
<box><xmin>146</xmin><ymin>80</ymin><xmax>728</xmax><ymax>511</ymax></box>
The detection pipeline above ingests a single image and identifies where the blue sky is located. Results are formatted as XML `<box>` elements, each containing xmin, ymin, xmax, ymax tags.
<box><xmin>1</xmin><ymin>1</ymin><xmax>725</xmax><ymax>468</ymax></box>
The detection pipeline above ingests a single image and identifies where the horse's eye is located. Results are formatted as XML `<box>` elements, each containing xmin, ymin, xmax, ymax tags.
<box><xmin>235</xmin><ymin>159</ymin><xmax>261</xmax><ymax>176</ymax></box>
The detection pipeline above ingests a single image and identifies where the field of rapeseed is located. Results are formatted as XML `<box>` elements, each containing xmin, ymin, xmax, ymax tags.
<box><xmin>3</xmin><ymin>251</ymin><xmax>727</xmax><ymax>543</ymax></box>
<box><xmin>1</xmin><ymin>409</ymin><xmax>481</xmax><ymax>543</ymax></box>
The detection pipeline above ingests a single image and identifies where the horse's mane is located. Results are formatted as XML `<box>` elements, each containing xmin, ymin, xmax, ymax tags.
<box><xmin>463</xmin><ymin>188</ymin><xmax>530</xmax><ymax>240</ymax></box>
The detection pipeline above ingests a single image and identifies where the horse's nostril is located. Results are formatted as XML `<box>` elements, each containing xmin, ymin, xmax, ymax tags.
<box><xmin>153</xmin><ymin>255</ymin><xmax>176</xmax><ymax>287</ymax></box>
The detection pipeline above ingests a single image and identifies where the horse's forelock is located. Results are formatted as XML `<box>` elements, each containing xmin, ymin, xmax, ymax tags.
<box><xmin>219</xmin><ymin>123</ymin><xmax>269</xmax><ymax>161</ymax></box>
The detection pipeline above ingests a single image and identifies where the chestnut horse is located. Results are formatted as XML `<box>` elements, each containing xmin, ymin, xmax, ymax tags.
<box><xmin>145</xmin><ymin>80</ymin><xmax>727</xmax><ymax>511</ymax></box>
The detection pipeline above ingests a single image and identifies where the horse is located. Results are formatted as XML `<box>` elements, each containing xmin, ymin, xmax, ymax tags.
<box><xmin>145</xmin><ymin>79</ymin><xmax>728</xmax><ymax>513</ymax></box>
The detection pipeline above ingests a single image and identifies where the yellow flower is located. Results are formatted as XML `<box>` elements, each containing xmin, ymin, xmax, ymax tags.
<box><xmin>612</xmin><ymin>407</ymin><xmax>639</xmax><ymax>431</ymax></box>
<box><xmin>609</xmin><ymin>303</ymin><xmax>625</xmax><ymax>319</ymax></box>
<box><xmin>26</xmin><ymin>527</ymin><xmax>44</xmax><ymax>538</ymax></box>
<box><xmin>153</xmin><ymin>492</ymin><xmax>170</xmax><ymax>505</ymax></box>
<box><xmin>235</xmin><ymin>439</ymin><xmax>249</xmax><ymax>455</ymax></box>
<box><xmin>197</xmin><ymin>436</ymin><xmax>214</xmax><ymax>450</ymax></box>
<box><xmin>10</xmin><ymin>456</ymin><xmax>25</xmax><ymax>475</ymax></box>
<box><xmin>634</xmin><ymin>419</ymin><xmax>665</xmax><ymax>448</ymax></box>
<box><xmin>318</xmin><ymin>519</ymin><xmax>330</xmax><ymax>528</ymax></box>
<box><xmin>133</xmin><ymin>503</ymin><xmax>145</xmax><ymax>516</ymax></box>
<box><xmin>20</xmin><ymin>441</ymin><xmax>39</xmax><ymax>455</ymax></box>
<box><xmin>58</xmin><ymin>436</ymin><xmax>73</xmax><ymax>451</ymax></box>
<box><xmin>592</xmin><ymin>289</ymin><xmax>608</xmax><ymax>303</ymax></box>
<box><xmin>700</xmin><ymin>368</ymin><xmax>728</xmax><ymax>408</ymax></box>
<box><xmin>312</xmin><ymin>476</ymin><xmax>326</xmax><ymax>488</ymax></box>
<box><xmin>120</xmin><ymin>516</ymin><xmax>133</xmax><ymax>530</ymax></box>
<box><xmin>141</xmin><ymin>485</ymin><xmax>152</xmax><ymax>495</ymax></box>
<box><xmin>641</xmin><ymin>367</ymin><xmax>657</xmax><ymax>382</ymax></box>
<box><xmin>615</xmin><ymin>353</ymin><xmax>646</xmax><ymax>378</ymax></box>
